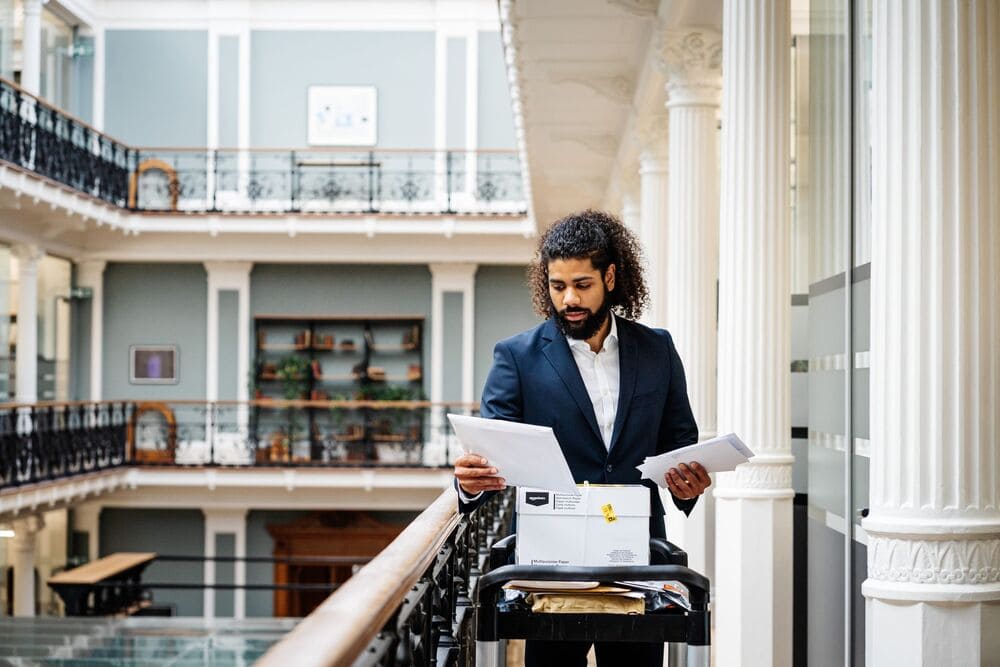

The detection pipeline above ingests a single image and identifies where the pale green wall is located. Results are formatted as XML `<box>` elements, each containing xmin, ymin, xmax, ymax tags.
<box><xmin>102</xmin><ymin>263</ymin><xmax>207</xmax><ymax>400</ymax></box>
<box><xmin>446</xmin><ymin>37</ymin><xmax>466</xmax><ymax>148</ymax></box>
<box><xmin>100</xmin><ymin>508</ymin><xmax>205</xmax><ymax>616</ymax></box>
<box><xmin>218</xmin><ymin>35</ymin><xmax>240</xmax><ymax>148</ymax></box>
<box><xmin>474</xmin><ymin>265</ymin><xmax>540</xmax><ymax>400</ymax></box>
<box><xmin>249</xmin><ymin>31</ymin><xmax>435</xmax><ymax>148</ymax></box>
<box><xmin>442</xmin><ymin>292</ymin><xmax>463</xmax><ymax>401</ymax></box>
<box><xmin>104</xmin><ymin>30</ymin><xmax>208</xmax><ymax>146</ymax></box>
<box><xmin>477</xmin><ymin>31</ymin><xmax>516</xmax><ymax>149</ymax></box>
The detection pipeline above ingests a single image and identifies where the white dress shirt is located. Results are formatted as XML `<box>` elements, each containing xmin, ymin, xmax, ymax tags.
<box><xmin>459</xmin><ymin>315</ymin><xmax>621</xmax><ymax>502</ymax></box>
<box><xmin>564</xmin><ymin>314</ymin><xmax>620</xmax><ymax>450</ymax></box>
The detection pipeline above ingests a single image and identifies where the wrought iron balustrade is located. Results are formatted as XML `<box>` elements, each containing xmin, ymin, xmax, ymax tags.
<box><xmin>0</xmin><ymin>77</ymin><xmax>526</xmax><ymax>217</ymax></box>
<box><xmin>0</xmin><ymin>402</ymin><xmax>131</xmax><ymax>489</ymax></box>
<box><xmin>0</xmin><ymin>400</ymin><xmax>475</xmax><ymax>489</ymax></box>
<box><xmin>0</xmin><ymin>78</ymin><xmax>133</xmax><ymax>207</ymax></box>
<box><xmin>257</xmin><ymin>487</ymin><xmax>514</xmax><ymax>667</ymax></box>
<box><xmin>131</xmin><ymin>147</ymin><xmax>526</xmax><ymax>215</ymax></box>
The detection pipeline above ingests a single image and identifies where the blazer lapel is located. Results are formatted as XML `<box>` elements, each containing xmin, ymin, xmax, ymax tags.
<box><xmin>540</xmin><ymin>320</ymin><xmax>604</xmax><ymax>446</ymax></box>
<box><xmin>608</xmin><ymin>317</ymin><xmax>638</xmax><ymax>455</ymax></box>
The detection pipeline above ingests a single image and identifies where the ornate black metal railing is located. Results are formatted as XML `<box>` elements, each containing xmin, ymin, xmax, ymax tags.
<box><xmin>0</xmin><ymin>400</ymin><xmax>476</xmax><ymax>490</ymax></box>
<box><xmin>0</xmin><ymin>402</ymin><xmax>131</xmax><ymax>489</ymax></box>
<box><xmin>257</xmin><ymin>487</ymin><xmax>514</xmax><ymax>667</ymax></box>
<box><xmin>131</xmin><ymin>148</ymin><xmax>525</xmax><ymax>215</ymax></box>
<box><xmin>0</xmin><ymin>77</ymin><xmax>526</xmax><ymax>217</ymax></box>
<box><xmin>0</xmin><ymin>78</ymin><xmax>133</xmax><ymax>207</ymax></box>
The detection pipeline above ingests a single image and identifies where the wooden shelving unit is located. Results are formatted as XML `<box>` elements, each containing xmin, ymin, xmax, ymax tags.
<box><xmin>251</xmin><ymin>314</ymin><xmax>426</xmax><ymax>463</ymax></box>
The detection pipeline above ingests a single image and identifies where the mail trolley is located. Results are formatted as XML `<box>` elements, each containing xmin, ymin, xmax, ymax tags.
<box><xmin>474</xmin><ymin>535</ymin><xmax>711</xmax><ymax>667</ymax></box>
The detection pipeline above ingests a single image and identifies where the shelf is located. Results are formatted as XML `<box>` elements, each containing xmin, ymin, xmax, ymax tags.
<box><xmin>369</xmin><ymin>344</ymin><xmax>419</xmax><ymax>353</ymax></box>
<box><xmin>259</xmin><ymin>344</ymin><xmax>311</xmax><ymax>352</ymax></box>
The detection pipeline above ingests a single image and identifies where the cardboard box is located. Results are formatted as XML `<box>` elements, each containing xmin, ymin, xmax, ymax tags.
<box><xmin>515</xmin><ymin>484</ymin><xmax>650</xmax><ymax>567</ymax></box>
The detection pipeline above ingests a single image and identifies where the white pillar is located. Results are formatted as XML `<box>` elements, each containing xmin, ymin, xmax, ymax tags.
<box><xmin>76</xmin><ymin>261</ymin><xmax>106</xmax><ymax>401</ymax></box>
<box><xmin>20</xmin><ymin>0</ymin><xmax>47</xmax><ymax>96</ymax></box>
<box><xmin>10</xmin><ymin>515</ymin><xmax>44</xmax><ymax>617</ymax></box>
<box><xmin>203</xmin><ymin>508</ymin><xmax>247</xmax><ymax>619</ymax></box>
<box><xmin>14</xmin><ymin>244</ymin><xmax>43</xmax><ymax>404</ymax></box>
<box><xmin>863</xmin><ymin>2</ymin><xmax>1000</xmax><ymax>665</ymax></box>
<box><xmin>619</xmin><ymin>171</ymin><xmax>640</xmax><ymax>233</ymax></box>
<box><xmin>657</xmin><ymin>28</ymin><xmax>723</xmax><ymax>581</ymax></box>
<box><xmin>204</xmin><ymin>262</ymin><xmax>253</xmax><ymax>403</ymax></box>
<box><xmin>429</xmin><ymin>264</ymin><xmax>478</xmax><ymax>405</ymax></box>
<box><xmin>636</xmin><ymin>114</ymin><xmax>669</xmax><ymax>327</ymax></box>
<box><xmin>714</xmin><ymin>1</ymin><xmax>793</xmax><ymax>665</ymax></box>
<box><xmin>92</xmin><ymin>29</ymin><xmax>105</xmax><ymax>131</ymax></box>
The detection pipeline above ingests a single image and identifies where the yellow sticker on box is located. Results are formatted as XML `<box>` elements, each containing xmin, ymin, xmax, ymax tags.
<box><xmin>601</xmin><ymin>503</ymin><xmax>617</xmax><ymax>523</ymax></box>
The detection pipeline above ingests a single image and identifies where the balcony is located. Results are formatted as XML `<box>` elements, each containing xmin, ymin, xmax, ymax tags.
<box><xmin>0</xmin><ymin>400</ymin><xmax>475</xmax><ymax>517</ymax></box>
<box><xmin>0</xmin><ymin>77</ymin><xmax>527</xmax><ymax>221</ymax></box>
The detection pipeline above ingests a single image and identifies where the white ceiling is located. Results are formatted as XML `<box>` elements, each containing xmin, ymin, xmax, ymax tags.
<box><xmin>503</xmin><ymin>0</ymin><xmax>723</xmax><ymax>228</ymax></box>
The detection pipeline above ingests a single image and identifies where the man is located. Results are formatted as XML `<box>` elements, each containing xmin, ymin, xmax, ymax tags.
<box><xmin>454</xmin><ymin>209</ymin><xmax>710</xmax><ymax>667</ymax></box>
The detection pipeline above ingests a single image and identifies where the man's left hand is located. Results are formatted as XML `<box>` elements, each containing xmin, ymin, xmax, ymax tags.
<box><xmin>665</xmin><ymin>462</ymin><xmax>711</xmax><ymax>501</ymax></box>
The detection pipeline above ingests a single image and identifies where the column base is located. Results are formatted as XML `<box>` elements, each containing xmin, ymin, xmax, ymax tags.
<box><xmin>714</xmin><ymin>493</ymin><xmax>793</xmax><ymax>667</ymax></box>
<box><xmin>866</xmin><ymin>598</ymin><xmax>1000</xmax><ymax>666</ymax></box>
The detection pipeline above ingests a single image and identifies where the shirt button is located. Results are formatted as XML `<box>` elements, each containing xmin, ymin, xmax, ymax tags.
<box><xmin>606</xmin><ymin>464</ymin><xmax>613</xmax><ymax>472</ymax></box>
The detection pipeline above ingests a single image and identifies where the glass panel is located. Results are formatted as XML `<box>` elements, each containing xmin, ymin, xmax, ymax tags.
<box><xmin>802</xmin><ymin>0</ymin><xmax>851</xmax><ymax>664</ymax></box>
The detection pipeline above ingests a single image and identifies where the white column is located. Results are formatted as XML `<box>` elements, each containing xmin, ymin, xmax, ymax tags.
<box><xmin>863</xmin><ymin>2</ymin><xmax>1000</xmax><ymax>665</ymax></box>
<box><xmin>204</xmin><ymin>262</ymin><xmax>253</xmax><ymax>403</ymax></box>
<box><xmin>10</xmin><ymin>515</ymin><xmax>44</xmax><ymax>617</ymax></box>
<box><xmin>619</xmin><ymin>169</ymin><xmax>640</xmax><ymax>233</ymax></box>
<box><xmin>714</xmin><ymin>1</ymin><xmax>794</xmax><ymax>665</ymax></box>
<box><xmin>92</xmin><ymin>28</ymin><xmax>105</xmax><ymax>131</ymax></box>
<box><xmin>657</xmin><ymin>28</ymin><xmax>723</xmax><ymax>581</ymax></box>
<box><xmin>14</xmin><ymin>244</ymin><xmax>42</xmax><ymax>404</ymax></box>
<box><xmin>76</xmin><ymin>261</ymin><xmax>106</xmax><ymax>401</ymax></box>
<box><xmin>429</xmin><ymin>263</ymin><xmax>478</xmax><ymax>405</ymax></box>
<box><xmin>636</xmin><ymin>114</ymin><xmax>669</xmax><ymax>327</ymax></box>
<box><xmin>203</xmin><ymin>508</ymin><xmax>248</xmax><ymax>619</ymax></box>
<box><xmin>20</xmin><ymin>0</ymin><xmax>47</xmax><ymax>96</ymax></box>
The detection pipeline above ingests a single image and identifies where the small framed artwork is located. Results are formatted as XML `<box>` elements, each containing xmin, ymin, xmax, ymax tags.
<box><xmin>130</xmin><ymin>345</ymin><xmax>178</xmax><ymax>385</ymax></box>
<box><xmin>307</xmin><ymin>85</ymin><xmax>378</xmax><ymax>146</ymax></box>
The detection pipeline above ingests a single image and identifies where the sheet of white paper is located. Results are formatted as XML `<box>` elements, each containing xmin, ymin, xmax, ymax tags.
<box><xmin>636</xmin><ymin>433</ymin><xmax>754</xmax><ymax>487</ymax></box>
<box><xmin>447</xmin><ymin>413</ymin><xmax>581</xmax><ymax>496</ymax></box>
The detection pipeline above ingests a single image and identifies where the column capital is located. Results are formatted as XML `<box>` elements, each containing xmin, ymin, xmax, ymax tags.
<box><xmin>12</xmin><ymin>244</ymin><xmax>43</xmax><ymax>265</ymax></box>
<box><xmin>12</xmin><ymin>514</ymin><xmax>45</xmax><ymax>539</ymax></box>
<box><xmin>204</xmin><ymin>261</ymin><xmax>253</xmax><ymax>288</ymax></box>
<box><xmin>22</xmin><ymin>0</ymin><xmax>49</xmax><ymax>15</ymax></box>
<box><xmin>429</xmin><ymin>263</ymin><xmax>478</xmax><ymax>289</ymax></box>
<box><xmin>75</xmin><ymin>260</ymin><xmax>107</xmax><ymax>286</ymax></box>
<box><xmin>656</xmin><ymin>28</ymin><xmax>723</xmax><ymax>107</ymax></box>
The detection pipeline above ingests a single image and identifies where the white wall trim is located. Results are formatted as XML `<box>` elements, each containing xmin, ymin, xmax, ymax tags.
<box><xmin>429</xmin><ymin>263</ymin><xmax>478</xmax><ymax>404</ymax></box>
<box><xmin>204</xmin><ymin>262</ymin><xmax>253</xmax><ymax>405</ymax></box>
<box><xmin>75</xmin><ymin>260</ymin><xmax>107</xmax><ymax>400</ymax></box>
<box><xmin>202</xmin><ymin>507</ymin><xmax>247</xmax><ymax>619</ymax></box>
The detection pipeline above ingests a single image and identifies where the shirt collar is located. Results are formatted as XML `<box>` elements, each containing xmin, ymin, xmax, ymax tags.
<box><xmin>566</xmin><ymin>313</ymin><xmax>619</xmax><ymax>354</ymax></box>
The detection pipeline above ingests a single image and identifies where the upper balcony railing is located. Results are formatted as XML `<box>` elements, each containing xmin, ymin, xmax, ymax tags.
<box><xmin>0</xmin><ymin>77</ymin><xmax>527</xmax><ymax>217</ymax></box>
<box><xmin>0</xmin><ymin>399</ymin><xmax>476</xmax><ymax>490</ymax></box>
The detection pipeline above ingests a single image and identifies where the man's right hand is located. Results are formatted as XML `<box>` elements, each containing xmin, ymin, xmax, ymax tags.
<box><xmin>453</xmin><ymin>453</ymin><xmax>506</xmax><ymax>495</ymax></box>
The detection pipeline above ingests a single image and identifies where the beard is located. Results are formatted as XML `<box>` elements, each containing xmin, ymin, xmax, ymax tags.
<box><xmin>551</xmin><ymin>288</ymin><xmax>613</xmax><ymax>341</ymax></box>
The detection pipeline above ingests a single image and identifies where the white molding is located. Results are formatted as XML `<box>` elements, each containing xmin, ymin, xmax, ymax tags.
<box><xmin>92</xmin><ymin>27</ymin><xmax>105</xmax><ymax>131</ymax></box>
<box><xmin>202</xmin><ymin>507</ymin><xmax>248</xmax><ymax>619</ymax></box>
<box><xmin>429</xmin><ymin>263</ymin><xmax>478</xmax><ymax>404</ymax></box>
<box><xmin>0</xmin><ymin>469</ymin><xmax>131</xmax><ymax>522</ymax></box>
<box><xmin>204</xmin><ymin>262</ymin><xmax>252</xmax><ymax>404</ymax></box>
<box><xmin>75</xmin><ymin>260</ymin><xmax>107</xmax><ymax>400</ymax></box>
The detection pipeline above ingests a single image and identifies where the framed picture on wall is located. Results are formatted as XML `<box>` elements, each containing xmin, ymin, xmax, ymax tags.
<box><xmin>307</xmin><ymin>85</ymin><xmax>378</xmax><ymax>146</ymax></box>
<box><xmin>129</xmin><ymin>345</ymin><xmax>178</xmax><ymax>385</ymax></box>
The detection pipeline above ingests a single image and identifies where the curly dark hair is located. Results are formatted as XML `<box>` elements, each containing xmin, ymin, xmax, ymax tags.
<box><xmin>527</xmin><ymin>209</ymin><xmax>649</xmax><ymax>320</ymax></box>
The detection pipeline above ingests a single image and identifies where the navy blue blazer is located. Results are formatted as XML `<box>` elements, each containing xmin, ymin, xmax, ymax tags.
<box><xmin>460</xmin><ymin>316</ymin><xmax>700</xmax><ymax>534</ymax></box>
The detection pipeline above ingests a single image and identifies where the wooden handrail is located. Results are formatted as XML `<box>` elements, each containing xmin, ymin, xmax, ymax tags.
<box><xmin>256</xmin><ymin>488</ymin><xmax>460</xmax><ymax>667</ymax></box>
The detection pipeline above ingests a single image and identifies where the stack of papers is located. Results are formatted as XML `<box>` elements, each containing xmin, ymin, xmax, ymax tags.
<box><xmin>446</xmin><ymin>413</ymin><xmax>580</xmax><ymax>495</ymax></box>
<box><xmin>636</xmin><ymin>433</ymin><xmax>754</xmax><ymax>488</ymax></box>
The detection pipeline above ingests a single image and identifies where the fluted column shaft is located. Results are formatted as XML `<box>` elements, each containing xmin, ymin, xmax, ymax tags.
<box><xmin>638</xmin><ymin>116</ymin><xmax>669</xmax><ymax>327</ymax></box>
<box><xmin>864</xmin><ymin>2</ymin><xmax>1000</xmax><ymax>664</ymax></box>
<box><xmin>714</xmin><ymin>1</ymin><xmax>793</xmax><ymax>665</ymax></box>
<box><xmin>658</xmin><ymin>28</ymin><xmax>722</xmax><ymax>579</ymax></box>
